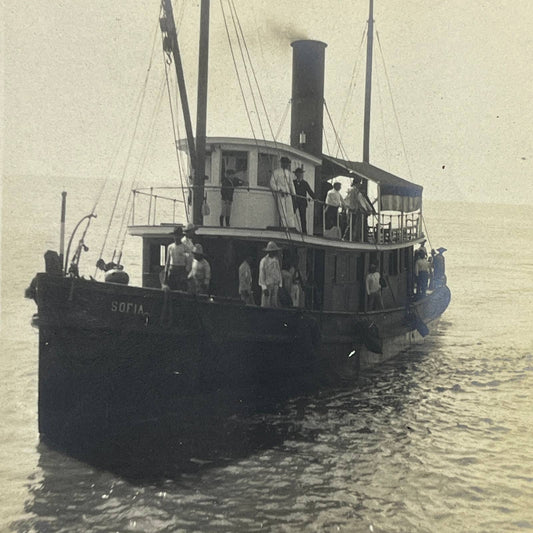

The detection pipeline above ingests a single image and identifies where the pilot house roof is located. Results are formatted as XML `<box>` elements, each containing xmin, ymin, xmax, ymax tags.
<box><xmin>322</xmin><ymin>155</ymin><xmax>423</xmax><ymax>198</ymax></box>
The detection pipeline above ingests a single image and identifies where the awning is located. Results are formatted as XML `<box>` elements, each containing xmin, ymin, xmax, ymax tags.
<box><xmin>321</xmin><ymin>156</ymin><xmax>423</xmax><ymax>212</ymax></box>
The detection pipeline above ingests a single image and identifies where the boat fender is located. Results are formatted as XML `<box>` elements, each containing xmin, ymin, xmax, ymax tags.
<box><xmin>104</xmin><ymin>269</ymin><xmax>130</xmax><ymax>285</ymax></box>
<box><xmin>354</xmin><ymin>318</ymin><xmax>383</xmax><ymax>354</ymax></box>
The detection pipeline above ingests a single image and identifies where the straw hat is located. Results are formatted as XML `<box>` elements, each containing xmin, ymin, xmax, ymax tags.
<box><xmin>184</xmin><ymin>222</ymin><xmax>196</xmax><ymax>233</ymax></box>
<box><xmin>263</xmin><ymin>241</ymin><xmax>281</xmax><ymax>252</ymax></box>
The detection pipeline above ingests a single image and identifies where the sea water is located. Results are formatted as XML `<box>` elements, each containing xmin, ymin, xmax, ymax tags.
<box><xmin>1</xmin><ymin>175</ymin><xmax>532</xmax><ymax>532</ymax></box>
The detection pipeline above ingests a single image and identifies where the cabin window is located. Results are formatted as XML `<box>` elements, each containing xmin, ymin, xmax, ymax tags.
<box><xmin>257</xmin><ymin>153</ymin><xmax>277</xmax><ymax>187</ymax></box>
<box><xmin>222</xmin><ymin>150</ymin><xmax>248</xmax><ymax>182</ymax></box>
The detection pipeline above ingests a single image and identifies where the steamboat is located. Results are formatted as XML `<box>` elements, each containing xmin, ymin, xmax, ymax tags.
<box><xmin>27</xmin><ymin>0</ymin><xmax>450</xmax><ymax>447</ymax></box>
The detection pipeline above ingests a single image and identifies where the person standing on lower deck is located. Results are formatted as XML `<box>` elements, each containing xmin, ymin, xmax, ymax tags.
<box><xmin>258</xmin><ymin>241</ymin><xmax>282</xmax><ymax>308</ymax></box>
<box><xmin>188</xmin><ymin>244</ymin><xmax>211</xmax><ymax>295</ymax></box>
<box><xmin>415</xmin><ymin>251</ymin><xmax>430</xmax><ymax>296</ymax></box>
<box><xmin>366</xmin><ymin>263</ymin><xmax>384</xmax><ymax>311</ymax></box>
<box><xmin>238</xmin><ymin>255</ymin><xmax>254</xmax><ymax>304</ymax></box>
<box><xmin>164</xmin><ymin>226</ymin><xmax>188</xmax><ymax>290</ymax></box>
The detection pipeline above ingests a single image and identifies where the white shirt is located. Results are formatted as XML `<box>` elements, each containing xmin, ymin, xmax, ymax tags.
<box><xmin>326</xmin><ymin>189</ymin><xmax>345</xmax><ymax>208</ymax></box>
<box><xmin>258</xmin><ymin>255</ymin><xmax>282</xmax><ymax>289</ymax></box>
<box><xmin>270</xmin><ymin>168</ymin><xmax>296</xmax><ymax>195</ymax></box>
<box><xmin>366</xmin><ymin>271</ymin><xmax>381</xmax><ymax>295</ymax></box>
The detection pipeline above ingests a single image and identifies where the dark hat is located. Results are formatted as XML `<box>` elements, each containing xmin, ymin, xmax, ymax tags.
<box><xmin>263</xmin><ymin>241</ymin><xmax>281</xmax><ymax>252</ymax></box>
<box><xmin>437</xmin><ymin>247</ymin><xmax>447</xmax><ymax>253</ymax></box>
<box><xmin>294</xmin><ymin>167</ymin><xmax>305</xmax><ymax>175</ymax></box>
<box><xmin>171</xmin><ymin>226</ymin><xmax>183</xmax><ymax>236</ymax></box>
<box><xmin>280</xmin><ymin>156</ymin><xmax>290</xmax><ymax>163</ymax></box>
<box><xmin>184</xmin><ymin>222</ymin><xmax>196</xmax><ymax>233</ymax></box>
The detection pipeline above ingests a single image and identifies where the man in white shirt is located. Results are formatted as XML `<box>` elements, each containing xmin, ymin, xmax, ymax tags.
<box><xmin>325</xmin><ymin>182</ymin><xmax>345</xmax><ymax>230</ymax></box>
<box><xmin>365</xmin><ymin>263</ymin><xmax>383</xmax><ymax>311</ymax></box>
<box><xmin>258</xmin><ymin>241</ymin><xmax>282</xmax><ymax>307</ymax></box>
<box><xmin>188</xmin><ymin>244</ymin><xmax>211</xmax><ymax>295</ymax></box>
<box><xmin>270</xmin><ymin>157</ymin><xmax>300</xmax><ymax>231</ymax></box>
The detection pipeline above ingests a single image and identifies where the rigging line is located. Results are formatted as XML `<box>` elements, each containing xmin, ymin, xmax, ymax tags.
<box><xmin>112</xmin><ymin>73</ymin><xmax>167</xmax><ymax>258</ymax></box>
<box><xmin>335</xmin><ymin>24</ymin><xmax>367</xmax><ymax>158</ymax></box>
<box><xmin>324</xmin><ymin>100</ymin><xmax>350</xmax><ymax>162</ymax></box>
<box><xmin>90</xmin><ymin>15</ymin><xmax>162</xmax><ymax>215</ymax></box>
<box><xmin>229</xmin><ymin>0</ymin><xmax>306</xmax><ymax>247</ymax></box>
<box><xmin>162</xmin><ymin>42</ymin><xmax>189</xmax><ymax>221</ymax></box>
<box><xmin>375</xmin><ymin>59</ymin><xmax>391</xmax><ymax>169</ymax></box>
<box><xmin>376</xmin><ymin>28</ymin><xmax>413</xmax><ymax>180</ymax></box>
<box><xmin>275</xmin><ymin>99</ymin><xmax>291</xmax><ymax>141</ymax></box>
<box><xmin>97</xmin><ymin>15</ymin><xmax>162</xmax><ymax>262</ymax></box>
<box><xmin>219</xmin><ymin>0</ymin><xmax>257</xmax><ymax>141</ymax></box>
<box><xmin>228</xmin><ymin>0</ymin><xmax>266</xmax><ymax>141</ymax></box>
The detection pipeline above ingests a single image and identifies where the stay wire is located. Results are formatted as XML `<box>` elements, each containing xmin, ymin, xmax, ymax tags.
<box><xmin>97</xmin><ymin>13</ymin><xmax>161</xmax><ymax>266</ymax></box>
<box><xmin>376</xmin><ymin>28</ymin><xmax>413</xmax><ymax>180</ymax></box>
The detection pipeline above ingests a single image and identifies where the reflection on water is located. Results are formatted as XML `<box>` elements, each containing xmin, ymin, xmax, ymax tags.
<box><xmin>2</xmin><ymin>194</ymin><xmax>533</xmax><ymax>532</ymax></box>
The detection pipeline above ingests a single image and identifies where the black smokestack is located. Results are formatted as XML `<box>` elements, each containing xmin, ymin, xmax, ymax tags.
<box><xmin>290</xmin><ymin>40</ymin><xmax>327</xmax><ymax>158</ymax></box>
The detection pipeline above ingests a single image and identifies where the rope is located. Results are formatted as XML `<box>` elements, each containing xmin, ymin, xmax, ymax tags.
<box><xmin>376</xmin><ymin>28</ymin><xmax>413</xmax><ymax>180</ymax></box>
<box><xmin>275</xmin><ymin>99</ymin><xmax>291</xmax><ymax>141</ymax></box>
<box><xmin>97</xmin><ymin>14</ymin><xmax>161</xmax><ymax>266</ymax></box>
<box><xmin>162</xmin><ymin>38</ymin><xmax>189</xmax><ymax>221</ymax></box>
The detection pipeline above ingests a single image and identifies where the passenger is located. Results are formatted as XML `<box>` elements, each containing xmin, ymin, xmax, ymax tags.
<box><xmin>280</xmin><ymin>258</ymin><xmax>294</xmax><ymax>307</ymax></box>
<box><xmin>238</xmin><ymin>255</ymin><xmax>254</xmax><ymax>304</ymax></box>
<box><xmin>432</xmin><ymin>247</ymin><xmax>447</xmax><ymax>288</ymax></box>
<box><xmin>270</xmin><ymin>156</ymin><xmax>300</xmax><ymax>231</ymax></box>
<box><xmin>366</xmin><ymin>263</ymin><xmax>384</xmax><ymax>311</ymax></box>
<box><xmin>164</xmin><ymin>227</ymin><xmax>188</xmax><ymax>291</ymax></box>
<box><xmin>187</xmin><ymin>244</ymin><xmax>211</xmax><ymax>295</ymax></box>
<box><xmin>258</xmin><ymin>241</ymin><xmax>282</xmax><ymax>308</ymax></box>
<box><xmin>292</xmin><ymin>167</ymin><xmax>315</xmax><ymax>234</ymax></box>
<box><xmin>220</xmin><ymin>169</ymin><xmax>246</xmax><ymax>227</ymax></box>
<box><xmin>343</xmin><ymin>178</ymin><xmax>372</xmax><ymax>241</ymax></box>
<box><xmin>325</xmin><ymin>182</ymin><xmax>345</xmax><ymax>231</ymax></box>
<box><xmin>415</xmin><ymin>239</ymin><xmax>427</xmax><ymax>260</ymax></box>
<box><xmin>182</xmin><ymin>222</ymin><xmax>196</xmax><ymax>273</ymax></box>
<box><xmin>415</xmin><ymin>250</ymin><xmax>431</xmax><ymax>297</ymax></box>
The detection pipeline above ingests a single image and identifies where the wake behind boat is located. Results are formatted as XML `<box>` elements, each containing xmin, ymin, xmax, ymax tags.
<box><xmin>27</xmin><ymin>0</ymin><xmax>450</xmax><ymax>449</ymax></box>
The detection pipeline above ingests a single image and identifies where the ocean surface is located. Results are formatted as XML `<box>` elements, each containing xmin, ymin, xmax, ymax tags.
<box><xmin>1</xmin><ymin>175</ymin><xmax>532</xmax><ymax>532</ymax></box>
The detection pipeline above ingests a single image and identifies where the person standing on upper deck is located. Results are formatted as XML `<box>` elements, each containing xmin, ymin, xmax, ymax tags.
<box><xmin>344</xmin><ymin>177</ymin><xmax>373</xmax><ymax>241</ymax></box>
<box><xmin>270</xmin><ymin>156</ymin><xmax>300</xmax><ymax>231</ymax></box>
<box><xmin>325</xmin><ymin>182</ymin><xmax>345</xmax><ymax>230</ymax></box>
<box><xmin>181</xmin><ymin>222</ymin><xmax>196</xmax><ymax>273</ymax></box>
<box><xmin>292</xmin><ymin>167</ymin><xmax>315</xmax><ymax>234</ymax></box>
<box><xmin>258</xmin><ymin>241</ymin><xmax>282</xmax><ymax>308</ymax></box>
<box><xmin>220</xmin><ymin>169</ymin><xmax>246</xmax><ymax>227</ymax></box>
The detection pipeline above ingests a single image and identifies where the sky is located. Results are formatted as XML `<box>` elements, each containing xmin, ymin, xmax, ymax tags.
<box><xmin>2</xmin><ymin>0</ymin><xmax>533</xmax><ymax>205</ymax></box>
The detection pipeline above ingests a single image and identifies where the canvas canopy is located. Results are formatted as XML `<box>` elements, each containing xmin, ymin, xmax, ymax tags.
<box><xmin>321</xmin><ymin>156</ymin><xmax>423</xmax><ymax>212</ymax></box>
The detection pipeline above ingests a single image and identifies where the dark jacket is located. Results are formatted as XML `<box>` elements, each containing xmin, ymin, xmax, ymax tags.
<box><xmin>293</xmin><ymin>179</ymin><xmax>315</xmax><ymax>209</ymax></box>
<box><xmin>221</xmin><ymin>176</ymin><xmax>244</xmax><ymax>201</ymax></box>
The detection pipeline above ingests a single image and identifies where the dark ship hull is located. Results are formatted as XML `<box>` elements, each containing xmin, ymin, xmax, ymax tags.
<box><xmin>35</xmin><ymin>273</ymin><xmax>450</xmax><ymax>447</ymax></box>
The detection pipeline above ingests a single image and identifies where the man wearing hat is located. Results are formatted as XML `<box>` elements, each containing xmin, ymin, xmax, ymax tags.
<box><xmin>270</xmin><ymin>156</ymin><xmax>300</xmax><ymax>231</ymax></box>
<box><xmin>292</xmin><ymin>167</ymin><xmax>315</xmax><ymax>234</ymax></box>
<box><xmin>258</xmin><ymin>241</ymin><xmax>282</xmax><ymax>307</ymax></box>
<box><xmin>187</xmin><ymin>244</ymin><xmax>211</xmax><ymax>295</ymax></box>
<box><xmin>432</xmin><ymin>247</ymin><xmax>447</xmax><ymax>288</ymax></box>
<box><xmin>164</xmin><ymin>226</ymin><xmax>188</xmax><ymax>290</ymax></box>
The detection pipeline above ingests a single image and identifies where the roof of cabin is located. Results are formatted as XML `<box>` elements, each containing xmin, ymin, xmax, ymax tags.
<box><xmin>322</xmin><ymin>155</ymin><xmax>423</xmax><ymax>197</ymax></box>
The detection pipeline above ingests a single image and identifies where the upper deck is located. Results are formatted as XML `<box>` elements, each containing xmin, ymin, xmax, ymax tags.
<box><xmin>127</xmin><ymin>136</ymin><xmax>424</xmax><ymax>249</ymax></box>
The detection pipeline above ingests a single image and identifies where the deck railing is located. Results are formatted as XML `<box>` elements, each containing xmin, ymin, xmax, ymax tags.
<box><xmin>131</xmin><ymin>185</ymin><xmax>422</xmax><ymax>244</ymax></box>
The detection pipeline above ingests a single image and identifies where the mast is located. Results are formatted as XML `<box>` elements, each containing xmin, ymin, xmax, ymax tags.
<box><xmin>363</xmin><ymin>0</ymin><xmax>374</xmax><ymax>163</ymax></box>
<box><xmin>161</xmin><ymin>0</ymin><xmax>196</xmax><ymax>167</ymax></box>
<box><xmin>193</xmin><ymin>0</ymin><xmax>210</xmax><ymax>226</ymax></box>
